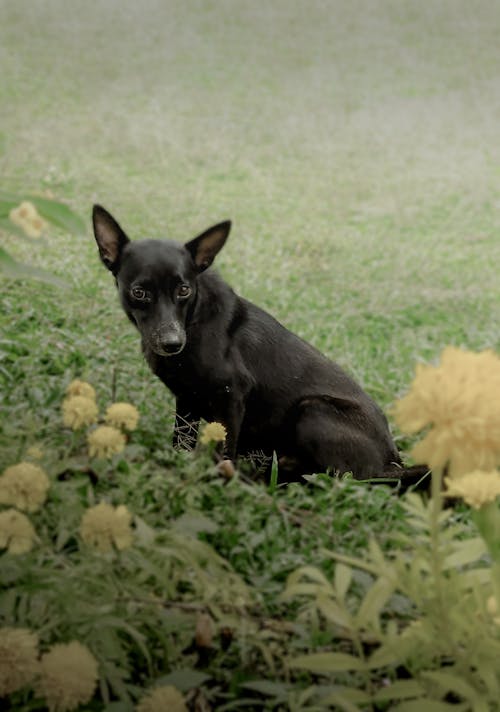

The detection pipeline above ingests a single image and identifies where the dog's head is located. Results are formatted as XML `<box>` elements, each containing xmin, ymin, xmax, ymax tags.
<box><xmin>92</xmin><ymin>205</ymin><xmax>231</xmax><ymax>357</ymax></box>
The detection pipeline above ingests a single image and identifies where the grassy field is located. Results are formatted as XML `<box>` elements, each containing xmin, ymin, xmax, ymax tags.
<box><xmin>2</xmin><ymin>0</ymin><xmax>500</xmax><ymax>447</ymax></box>
<box><xmin>1</xmin><ymin>1</ymin><xmax>500</xmax><ymax>709</ymax></box>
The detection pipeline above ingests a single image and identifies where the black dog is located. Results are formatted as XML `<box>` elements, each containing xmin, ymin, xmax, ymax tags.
<box><xmin>92</xmin><ymin>205</ymin><xmax>408</xmax><ymax>482</ymax></box>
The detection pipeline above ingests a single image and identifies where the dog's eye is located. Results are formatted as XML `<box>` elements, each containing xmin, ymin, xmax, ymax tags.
<box><xmin>131</xmin><ymin>286</ymin><xmax>147</xmax><ymax>300</ymax></box>
<box><xmin>177</xmin><ymin>284</ymin><xmax>191</xmax><ymax>299</ymax></box>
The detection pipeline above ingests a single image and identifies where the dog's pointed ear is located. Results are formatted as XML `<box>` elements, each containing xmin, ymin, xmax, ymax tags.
<box><xmin>92</xmin><ymin>204</ymin><xmax>130</xmax><ymax>272</ymax></box>
<box><xmin>185</xmin><ymin>220</ymin><xmax>231</xmax><ymax>272</ymax></box>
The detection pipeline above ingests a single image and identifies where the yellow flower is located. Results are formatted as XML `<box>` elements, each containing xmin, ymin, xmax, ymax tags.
<box><xmin>105</xmin><ymin>402</ymin><xmax>140</xmax><ymax>431</ymax></box>
<box><xmin>486</xmin><ymin>595</ymin><xmax>498</xmax><ymax>616</ymax></box>
<box><xmin>87</xmin><ymin>425</ymin><xmax>126</xmax><ymax>458</ymax></box>
<box><xmin>199</xmin><ymin>421</ymin><xmax>227</xmax><ymax>445</ymax></box>
<box><xmin>136</xmin><ymin>685</ymin><xmax>188</xmax><ymax>712</ymax></box>
<box><xmin>62</xmin><ymin>396</ymin><xmax>99</xmax><ymax>430</ymax></box>
<box><xmin>26</xmin><ymin>445</ymin><xmax>44</xmax><ymax>460</ymax></box>
<box><xmin>35</xmin><ymin>641</ymin><xmax>98</xmax><ymax>712</ymax></box>
<box><xmin>9</xmin><ymin>201</ymin><xmax>48</xmax><ymax>238</ymax></box>
<box><xmin>65</xmin><ymin>379</ymin><xmax>96</xmax><ymax>401</ymax></box>
<box><xmin>80</xmin><ymin>502</ymin><xmax>133</xmax><ymax>552</ymax></box>
<box><xmin>445</xmin><ymin>470</ymin><xmax>500</xmax><ymax>510</ymax></box>
<box><xmin>394</xmin><ymin>347</ymin><xmax>500</xmax><ymax>477</ymax></box>
<box><xmin>0</xmin><ymin>509</ymin><xmax>36</xmax><ymax>554</ymax></box>
<box><xmin>0</xmin><ymin>627</ymin><xmax>39</xmax><ymax>696</ymax></box>
<box><xmin>0</xmin><ymin>462</ymin><xmax>50</xmax><ymax>512</ymax></box>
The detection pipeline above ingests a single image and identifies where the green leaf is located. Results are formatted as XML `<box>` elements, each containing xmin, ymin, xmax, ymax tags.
<box><xmin>0</xmin><ymin>195</ymin><xmax>19</xmax><ymax>216</ymax></box>
<box><xmin>28</xmin><ymin>196</ymin><xmax>86</xmax><ymax>235</ymax></box>
<box><xmin>421</xmin><ymin>670</ymin><xmax>480</xmax><ymax>704</ymax></box>
<box><xmin>0</xmin><ymin>246</ymin><xmax>67</xmax><ymax>286</ymax></box>
<box><xmin>392</xmin><ymin>700</ymin><xmax>468</xmax><ymax>712</ymax></box>
<box><xmin>286</xmin><ymin>565</ymin><xmax>333</xmax><ymax>588</ymax></box>
<box><xmin>320</xmin><ymin>691</ymin><xmax>367</xmax><ymax>712</ymax></box>
<box><xmin>172</xmin><ymin>511</ymin><xmax>219</xmax><ymax>536</ymax></box>
<box><xmin>443</xmin><ymin>537</ymin><xmax>487</xmax><ymax>570</ymax></box>
<box><xmin>288</xmin><ymin>652</ymin><xmax>366</xmax><ymax>673</ymax></box>
<box><xmin>334</xmin><ymin>562</ymin><xmax>353</xmax><ymax>600</ymax></box>
<box><xmin>367</xmin><ymin>644</ymin><xmax>401</xmax><ymax>669</ymax></box>
<box><xmin>134</xmin><ymin>515</ymin><xmax>156</xmax><ymax>545</ymax></box>
<box><xmin>241</xmin><ymin>680</ymin><xmax>289</xmax><ymax>699</ymax></box>
<box><xmin>317</xmin><ymin>592</ymin><xmax>353</xmax><ymax>629</ymax></box>
<box><xmin>155</xmin><ymin>668</ymin><xmax>211</xmax><ymax>691</ymax></box>
<box><xmin>104</xmin><ymin>702</ymin><xmax>134</xmax><ymax>712</ymax></box>
<box><xmin>268</xmin><ymin>451</ymin><xmax>279</xmax><ymax>493</ymax></box>
<box><xmin>373</xmin><ymin>680</ymin><xmax>425</xmax><ymax>702</ymax></box>
<box><xmin>475</xmin><ymin>664</ymin><xmax>500</xmax><ymax>697</ymax></box>
<box><xmin>320</xmin><ymin>686</ymin><xmax>371</xmax><ymax>704</ymax></box>
<box><xmin>356</xmin><ymin>576</ymin><xmax>394</xmax><ymax>629</ymax></box>
<box><xmin>0</xmin><ymin>216</ymin><xmax>38</xmax><ymax>239</ymax></box>
<box><xmin>0</xmin><ymin>245</ymin><xmax>16</xmax><ymax>266</ymax></box>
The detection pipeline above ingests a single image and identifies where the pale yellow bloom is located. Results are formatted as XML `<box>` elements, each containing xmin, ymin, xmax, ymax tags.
<box><xmin>136</xmin><ymin>685</ymin><xmax>188</xmax><ymax>712</ymax></box>
<box><xmin>445</xmin><ymin>470</ymin><xmax>500</xmax><ymax>510</ymax></box>
<box><xmin>0</xmin><ymin>509</ymin><xmax>36</xmax><ymax>554</ymax></box>
<box><xmin>105</xmin><ymin>402</ymin><xmax>140</xmax><ymax>431</ymax></box>
<box><xmin>486</xmin><ymin>595</ymin><xmax>500</xmax><ymax>625</ymax></box>
<box><xmin>36</xmin><ymin>641</ymin><xmax>98</xmax><ymax>712</ymax></box>
<box><xmin>199</xmin><ymin>421</ymin><xmax>227</xmax><ymax>445</ymax></box>
<box><xmin>80</xmin><ymin>502</ymin><xmax>133</xmax><ymax>552</ymax></box>
<box><xmin>26</xmin><ymin>445</ymin><xmax>44</xmax><ymax>460</ymax></box>
<box><xmin>62</xmin><ymin>396</ymin><xmax>98</xmax><ymax>430</ymax></box>
<box><xmin>87</xmin><ymin>425</ymin><xmax>125</xmax><ymax>458</ymax></box>
<box><xmin>0</xmin><ymin>461</ymin><xmax>50</xmax><ymax>512</ymax></box>
<box><xmin>0</xmin><ymin>627</ymin><xmax>39</xmax><ymax>696</ymax></box>
<box><xmin>9</xmin><ymin>201</ymin><xmax>48</xmax><ymax>238</ymax></box>
<box><xmin>65</xmin><ymin>379</ymin><xmax>96</xmax><ymax>401</ymax></box>
<box><xmin>394</xmin><ymin>347</ymin><xmax>500</xmax><ymax>477</ymax></box>
<box><xmin>486</xmin><ymin>595</ymin><xmax>498</xmax><ymax>616</ymax></box>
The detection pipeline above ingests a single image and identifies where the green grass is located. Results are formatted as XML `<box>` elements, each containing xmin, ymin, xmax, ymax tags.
<box><xmin>1</xmin><ymin>0</ymin><xmax>499</xmax><ymax>457</ymax></box>
<box><xmin>1</xmin><ymin>1</ymin><xmax>499</xmax><ymax>708</ymax></box>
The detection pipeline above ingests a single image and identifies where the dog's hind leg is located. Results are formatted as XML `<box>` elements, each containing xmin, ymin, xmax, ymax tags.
<box><xmin>292</xmin><ymin>404</ymin><xmax>389</xmax><ymax>480</ymax></box>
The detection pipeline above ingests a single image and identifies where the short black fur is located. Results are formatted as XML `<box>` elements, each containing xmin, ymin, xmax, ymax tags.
<box><xmin>93</xmin><ymin>205</ymin><xmax>417</xmax><ymax>483</ymax></box>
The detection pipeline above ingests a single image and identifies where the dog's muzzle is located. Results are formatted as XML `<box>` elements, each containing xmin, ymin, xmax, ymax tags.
<box><xmin>151</xmin><ymin>323</ymin><xmax>186</xmax><ymax>357</ymax></box>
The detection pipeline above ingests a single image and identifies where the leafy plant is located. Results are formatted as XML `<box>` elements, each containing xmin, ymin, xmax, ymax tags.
<box><xmin>0</xmin><ymin>192</ymin><xmax>85</xmax><ymax>284</ymax></box>
<box><xmin>283</xmin><ymin>348</ymin><xmax>500</xmax><ymax>711</ymax></box>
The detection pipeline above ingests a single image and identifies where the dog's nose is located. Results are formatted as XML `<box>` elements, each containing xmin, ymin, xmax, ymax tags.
<box><xmin>159</xmin><ymin>336</ymin><xmax>184</xmax><ymax>355</ymax></box>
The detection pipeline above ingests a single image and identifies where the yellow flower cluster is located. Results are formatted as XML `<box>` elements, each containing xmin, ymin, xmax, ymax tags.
<box><xmin>445</xmin><ymin>470</ymin><xmax>500</xmax><ymax>510</ymax></box>
<box><xmin>136</xmin><ymin>685</ymin><xmax>188</xmax><ymax>712</ymax></box>
<box><xmin>0</xmin><ymin>628</ymin><xmax>98</xmax><ymax>710</ymax></box>
<box><xmin>0</xmin><ymin>627</ymin><xmax>39</xmax><ymax>696</ymax></box>
<box><xmin>105</xmin><ymin>402</ymin><xmax>140</xmax><ymax>431</ymax></box>
<box><xmin>62</xmin><ymin>380</ymin><xmax>139</xmax><ymax>456</ymax></box>
<box><xmin>199</xmin><ymin>421</ymin><xmax>227</xmax><ymax>445</ymax></box>
<box><xmin>87</xmin><ymin>425</ymin><xmax>126</xmax><ymax>458</ymax></box>
<box><xmin>394</xmin><ymin>347</ymin><xmax>500</xmax><ymax>478</ymax></box>
<box><xmin>62</xmin><ymin>395</ymin><xmax>99</xmax><ymax>430</ymax></box>
<box><xmin>80</xmin><ymin>502</ymin><xmax>133</xmax><ymax>552</ymax></box>
<box><xmin>0</xmin><ymin>462</ymin><xmax>50</xmax><ymax>512</ymax></box>
<box><xmin>9</xmin><ymin>201</ymin><xmax>48</xmax><ymax>238</ymax></box>
<box><xmin>66</xmin><ymin>379</ymin><xmax>96</xmax><ymax>400</ymax></box>
<box><xmin>35</xmin><ymin>641</ymin><xmax>98</xmax><ymax>712</ymax></box>
<box><xmin>0</xmin><ymin>508</ymin><xmax>37</xmax><ymax>554</ymax></box>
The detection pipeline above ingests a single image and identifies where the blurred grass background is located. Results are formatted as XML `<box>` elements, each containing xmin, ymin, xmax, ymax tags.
<box><xmin>1</xmin><ymin>0</ymin><xmax>500</xmax><ymax>458</ymax></box>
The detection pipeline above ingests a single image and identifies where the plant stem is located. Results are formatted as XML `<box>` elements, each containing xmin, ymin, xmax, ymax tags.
<box><xmin>430</xmin><ymin>466</ymin><xmax>446</xmax><ymax>624</ymax></box>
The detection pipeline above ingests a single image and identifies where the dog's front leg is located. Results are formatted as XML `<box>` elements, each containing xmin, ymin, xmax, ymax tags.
<box><xmin>210</xmin><ymin>393</ymin><xmax>246</xmax><ymax>461</ymax></box>
<box><xmin>173</xmin><ymin>398</ymin><xmax>200</xmax><ymax>450</ymax></box>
